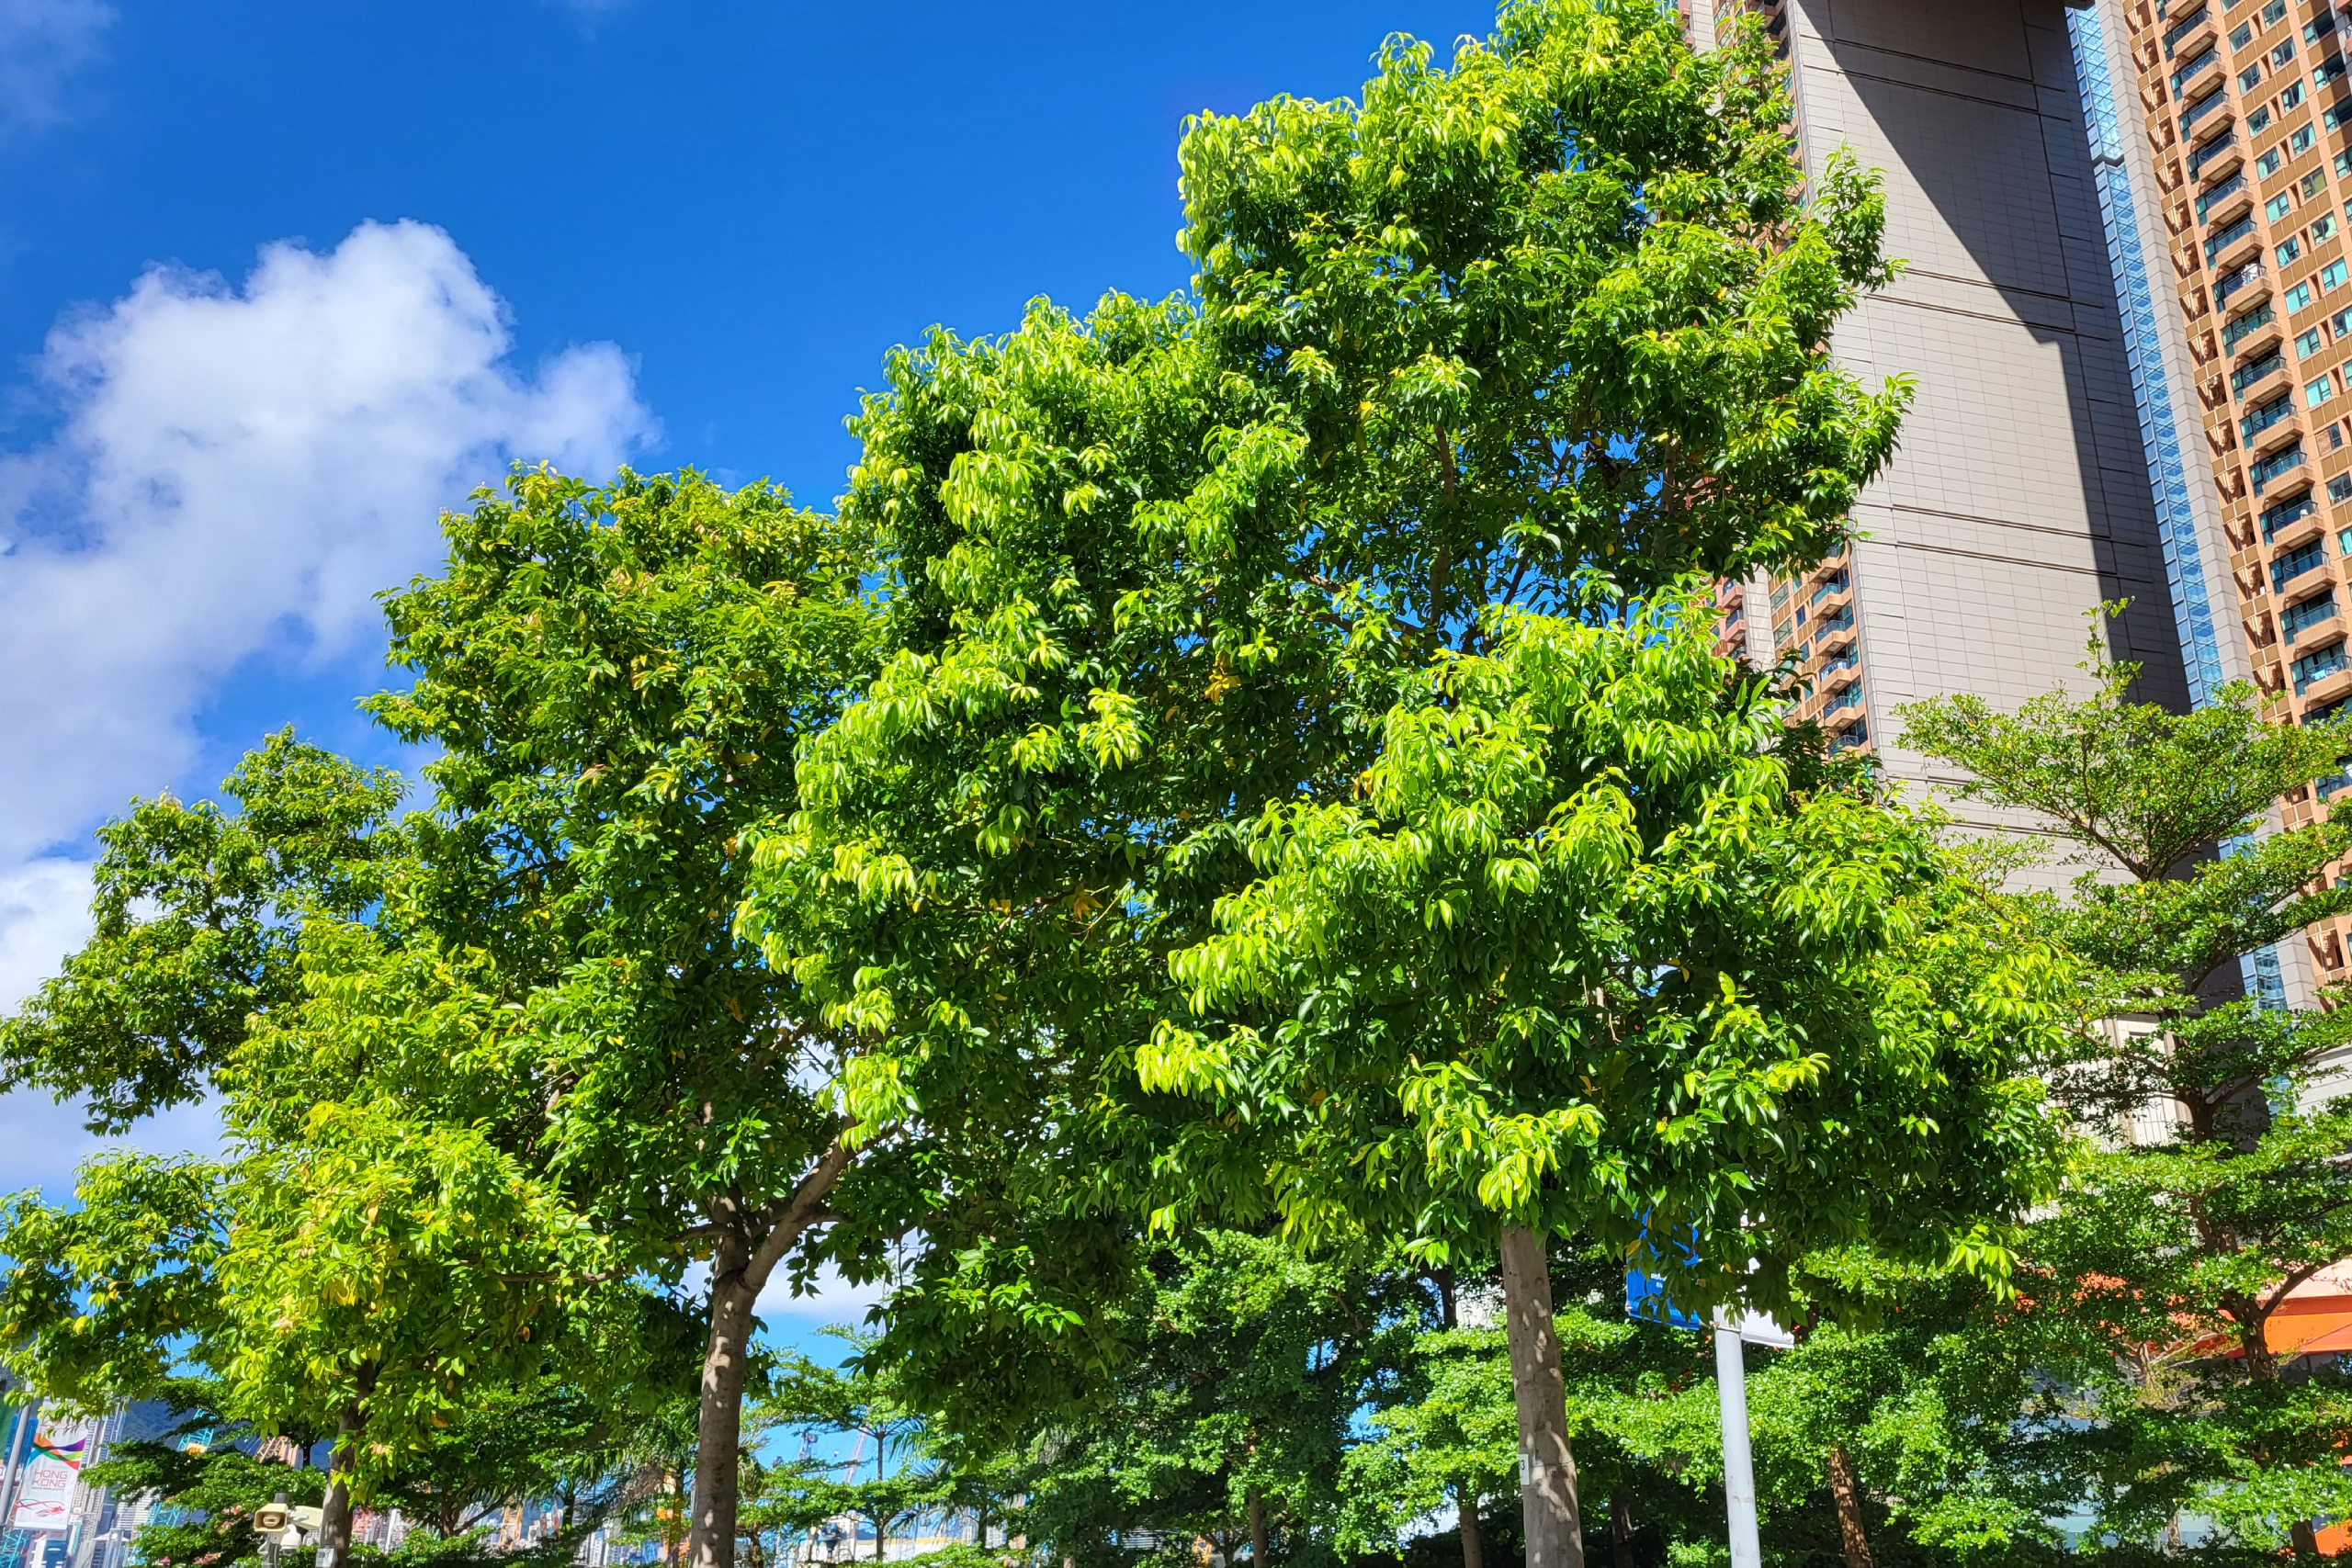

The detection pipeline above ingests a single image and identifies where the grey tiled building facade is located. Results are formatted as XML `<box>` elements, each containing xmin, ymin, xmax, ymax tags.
<box><xmin>1703</xmin><ymin>0</ymin><xmax>2342</xmax><ymax>1001</ymax></box>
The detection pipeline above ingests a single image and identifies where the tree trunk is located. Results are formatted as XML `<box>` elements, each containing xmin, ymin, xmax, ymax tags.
<box><xmin>2292</xmin><ymin>1519</ymin><xmax>2322</xmax><ymax>1561</ymax></box>
<box><xmin>1826</xmin><ymin>1447</ymin><xmax>1874</xmax><ymax>1568</ymax></box>
<box><xmin>1456</xmin><ymin>1484</ymin><xmax>1482</xmax><ymax>1568</ymax></box>
<box><xmin>691</xmin><ymin>1255</ymin><xmax>761</xmax><ymax>1568</ymax></box>
<box><xmin>318</xmin><ymin>1373</ymin><xmax>374</xmax><ymax>1568</ymax></box>
<box><xmin>1498</xmin><ymin>1224</ymin><xmax>1584</xmax><ymax>1568</ymax></box>
<box><xmin>1248</xmin><ymin>1487</ymin><xmax>1268</xmax><ymax>1565</ymax></box>
<box><xmin>1608</xmin><ymin>1495</ymin><xmax>1632</xmax><ymax>1568</ymax></box>
<box><xmin>685</xmin><ymin>1142</ymin><xmax>855</xmax><ymax>1568</ymax></box>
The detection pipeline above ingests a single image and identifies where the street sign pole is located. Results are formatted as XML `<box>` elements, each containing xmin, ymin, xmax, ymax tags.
<box><xmin>1712</xmin><ymin>1323</ymin><xmax>1762</xmax><ymax>1568</ymax></box>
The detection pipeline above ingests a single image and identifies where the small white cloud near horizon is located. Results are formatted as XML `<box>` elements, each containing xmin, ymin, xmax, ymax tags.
<box><xmin>0</xmin><ymin>0</ymin><xmax>114</xmax><ymax>139</ymax></box>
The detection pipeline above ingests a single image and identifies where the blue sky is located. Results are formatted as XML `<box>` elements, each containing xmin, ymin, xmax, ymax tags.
<box><xmin>0</xmin><ymin>0</ymin><xmax>1492</xmax><ymax>1330</ymax></box>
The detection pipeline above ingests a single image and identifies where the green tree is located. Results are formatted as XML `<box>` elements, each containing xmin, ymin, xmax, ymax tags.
<box><xmin>1</xmin><ymin>468</ymin><xmax>885</xmax><ymax>1568</ymax></box>
<box><xmin>993</xmin><ymin>1231</ymin><xmax>1414</xmax><ymax>1568</ymax></box>
<box><xmin>1904</xmin><ymin>634</ymin><xmax>2352</xmax><ymax>1558</ymax></box>
<box><xmin>742</xmin><ymin>12</ymin><xmax>1915</xmax><ymax>1565</ymax></box>
<box><xmin>1142</xmin><ymin>598</ymin><xmax>2073</xmax><ymax>1568</ymax></box>
<box><xmin>361</xmin><ymin>466</ymin><xmax>887</xmax><ymax>1568</ymax></box>
<box><xmin>0</xmin><ymin>728</ymin><xmax>401</xmax><ymax>1129</ymax></box>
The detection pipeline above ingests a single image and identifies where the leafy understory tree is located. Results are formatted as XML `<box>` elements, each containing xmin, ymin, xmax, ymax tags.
<box><xmin>1144</xmin><ymin>594</ymin><xmax>2075</xmax><ymax>1568</ymax></box>
<box><xmin>1905</xmin><ymin>627</ymin><xmax>2352</xmax><ymax>1558</ymax></box>
<box><xmin>0</xmin><ymin>735</ymin><xmax>638</xmax><ymax>1568</ymax></box>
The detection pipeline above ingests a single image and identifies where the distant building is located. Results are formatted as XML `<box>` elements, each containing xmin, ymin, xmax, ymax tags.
<box><xmin>1692</xmin><ymin>0</ymin><xmax>2352</xmax><ymax>1009</ymax></box>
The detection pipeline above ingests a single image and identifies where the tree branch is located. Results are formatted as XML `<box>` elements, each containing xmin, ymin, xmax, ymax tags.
<box><xmin>741</xmin><ymin>1135</ymin><xmax>858</xmax><ymax>1295</ymax></box>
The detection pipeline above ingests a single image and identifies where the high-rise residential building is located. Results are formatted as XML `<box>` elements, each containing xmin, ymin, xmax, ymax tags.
<box><xmin>1694</xmin><ymin>0</ymin><xmax>2352</xmax><ymax>1002</ymax></box>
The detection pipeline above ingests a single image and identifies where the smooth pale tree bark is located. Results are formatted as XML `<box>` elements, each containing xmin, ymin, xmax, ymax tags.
<box><xmin>1498</xmin><ymin>1225</ymin><xmax>1583</xmax><ymax>1568</ymax></box>
<box><xmin>1826</xmin><ymin>1447</ymin><xmax>1874</xmax><ymax>1568</ymax></box>
<box><xmin>688</xmin><ymin>1140</ymin><xmax>855</xmax><ymax>1568</ymax></box>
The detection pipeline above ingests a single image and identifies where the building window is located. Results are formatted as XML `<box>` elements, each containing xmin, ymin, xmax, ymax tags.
<box><xmin>2235</xmin><ymin>19</ymin><xmax>2256</xmax><ymax>49</ymax></box>
<box><xmin>2311</xmin><ymin>375</ymin><xmax>2336</xmax><ymax>407</ymax></box>
<box><xmin>2331</xmin><ymin>472</ymin><xmax>2352</xmax><ymax>503</ymax></box>
<box><xmin>2267</xmin><ymin>0</ymin><xmax>2290</xmax><ymax>26</ymax></box>
<box><xmin>2283</xmin><ymin>81</ymin><xmax>2309</xmax><ymax>110</ymax></box>
<box><xmin>2293</xmin><ymin>638</ymin><xmax>2347</xmax><ymax>693</ymax></box>
<box><xmin>2279</xmin><ymin>236</ymin><xmax>2304</xmax><ymax>265</ymax></box>
<box><xmin>2294</xmin><ymin>122</ymin><xmax>2319</xmax><ymax>153</ymax></box>
<box><xmin>2256</xmin><ymin>440</ymin><xmax>2311</xmax><ymax>491</ymax></box>
<box><xmin>2307</xmin><ymin>169</ymin><xmax>2330</xmax><ymax>198</ymax></box>
<box><xmin>2244</xmin><ymin>62</ymin><xmax>2267</xmax><ymax>89</ymax></box>
<box><xmin>2319</xmin><ymin>53</ymin><xmax>2348</xmax><ymax>87</ymax></box>
<box><xmin>2236</xmin><ymin>349</ymin><xmax>2288</xmax><ymax>397</ymax></box>
<box><xmin>2267</xmin><ymin>488</ymin><xmax>2320</xmax><ymax>537</ymax></box>
<box><xmin>2300</xmin><ymin>327</ymin><xmax>2324</xmax><ymax>356</ymax></box>
<box><xmin>2332</xmin><ymin>260</ymin><xmax>2352</xmax><ymax>292</ymax></box>
<box><xmin>2285</xmin><ymin>590</ymin><xmax>2340</xmax><ymax>642</ymax></box>
<box><xmin>2337</xmin><ymin>525</ymin><xmax>2352</xmax><ymax>555</ymax></box>
<box><xmin>2235</xmin><ymin>300</ymin><xmax>2282</xmax><ymax>349</ymax></box>
<box><xmin>2252</xmin><ymin>104</ymin><xmax>2276</xmax><ymax>132</ymax></box>
<box><xmin>2290</xmin><ymin>279</ymin><xmax>2317</xmax><ymax>310</ymax></box>
<box><xmin>2276</xmin><ymin>39</ymin><xmax>2299</xmax><ymax>66</ymax></box>
<box><xmin>2315</xmin><ymin>214</ymin><xmax>2339</xmax><ymax>244</ymax></box>
<box><xmin>2313</xmin><ymin>12</ymin><xmax>2341</xmax><ymax>44</ymax></box>
<box><xmin>2337</xmin><ymin>149</ymin><xmax>2351</xmax><ymax>177</ymax></box>
<box><xmin>2274</xmin><ymin>534</ymin><xmax>2326</xmax><ymax>589</ymax></box>
<box><xmin>2271</xmin><ymin>191</ymin><xmax>2298</xmax><ymax>221</ymax></box>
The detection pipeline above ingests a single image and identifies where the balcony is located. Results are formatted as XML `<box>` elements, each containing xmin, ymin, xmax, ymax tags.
<box><xmin>1809</xmin><ymin>570</ymin><xmax>1849</xmax><ymax>606</ymax></box>
<box><xmin>2174</xmin><ymin>46</ymin><xmax>2222</xmax><ymax>98</ymax></box>
<box><xmin>2272</xmin><ymin>532</ymin><xmax>2326</xmax><ymax>591</ymax></box>
<box><xmin>2197</xmin><ymin>170</ymin><xmax>2251</xmax><ymax>224</ymax></box>
<box><xmin>2262</xmin><ymin>487</ymin><xmax>2318</xmax><ymax>539</ymax></box>
<box><xmin>2286</xmin><ymin>590</ymin><xmax>2342</xmax><ymax>644</ymax></box>
<box><xmin>2234</xmin><ymin>347</ymin><xmax>2287</xmax><ymax>398</ymax></box>
<box><xmin>2206</xmin><ymin>212</ymin><xmax>2260</xmax><ymax>267</ymax></box>
<box><xmin>2222</xmin><ymin>296</ymin><xmax>2277</xmax><ymax>352</ymax></box>
<box><xmin>2216</xmin><ymin>257</ymin><xmax>2267</xmax><ymax>306</ymax></box>
<box><xmin>2164</xmin><ymin>1</ymin><xmax>2211</xmax><ymax>58</ymax></box>
<box><xmin>2256</xmin><ymin>440</ymin><xmax>2310</xmax><ymax>493</ymax></box>
<box><xmin>2294</xmin><ymin>637</ymin><xmax>2349</xmax><ymax>694</ymax></box>
<box><xmin>2189</xmin><ymin>128</ymin><xmax>2241</xmax><ymax>181</ymax></box>
<box><xmin>2180</xmin><ymin>82</ymin><xmax>2233</xmax><ymax>137</ymax></box>
<box><xmin>2243</xmin><ymin>389</ymin><xmax>2293</xmax><ymax>440</ymax></box>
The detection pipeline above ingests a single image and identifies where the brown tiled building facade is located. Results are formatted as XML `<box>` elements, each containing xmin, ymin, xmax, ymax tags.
<box><xmin>1693</xmin><ymin>0</ymin><xmax>2352</xmax><ymax>1003</ymax></box>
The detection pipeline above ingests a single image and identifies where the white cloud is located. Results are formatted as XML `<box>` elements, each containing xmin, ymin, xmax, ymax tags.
<box><xmin>0</xmin><ymin>0</ymin><xmax>113</xmax><ymax>138</ymax></box>
<box><xmin>0</xmin><ymin>859</ymin><xmax>91</xmax><ymax>1013</ymax></box>
<box><xmin>0</xmin><ymin>1084</ymin><xmax>222</xmax><ymax>1199</ymax></box>
<box><xmin>0</xmin><ymin>218</ymin><xmax>656</xmax><ymax>866</ymax></box>
<box><xmin>758</xmin><ymin>1259</ymin><xmax>896</xmax><ymax>1328</ymax></box>
<box><xmin>0</xmin><ymin>220</ymin><xmax>654</xmax><ymax>1199</ymax></box>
